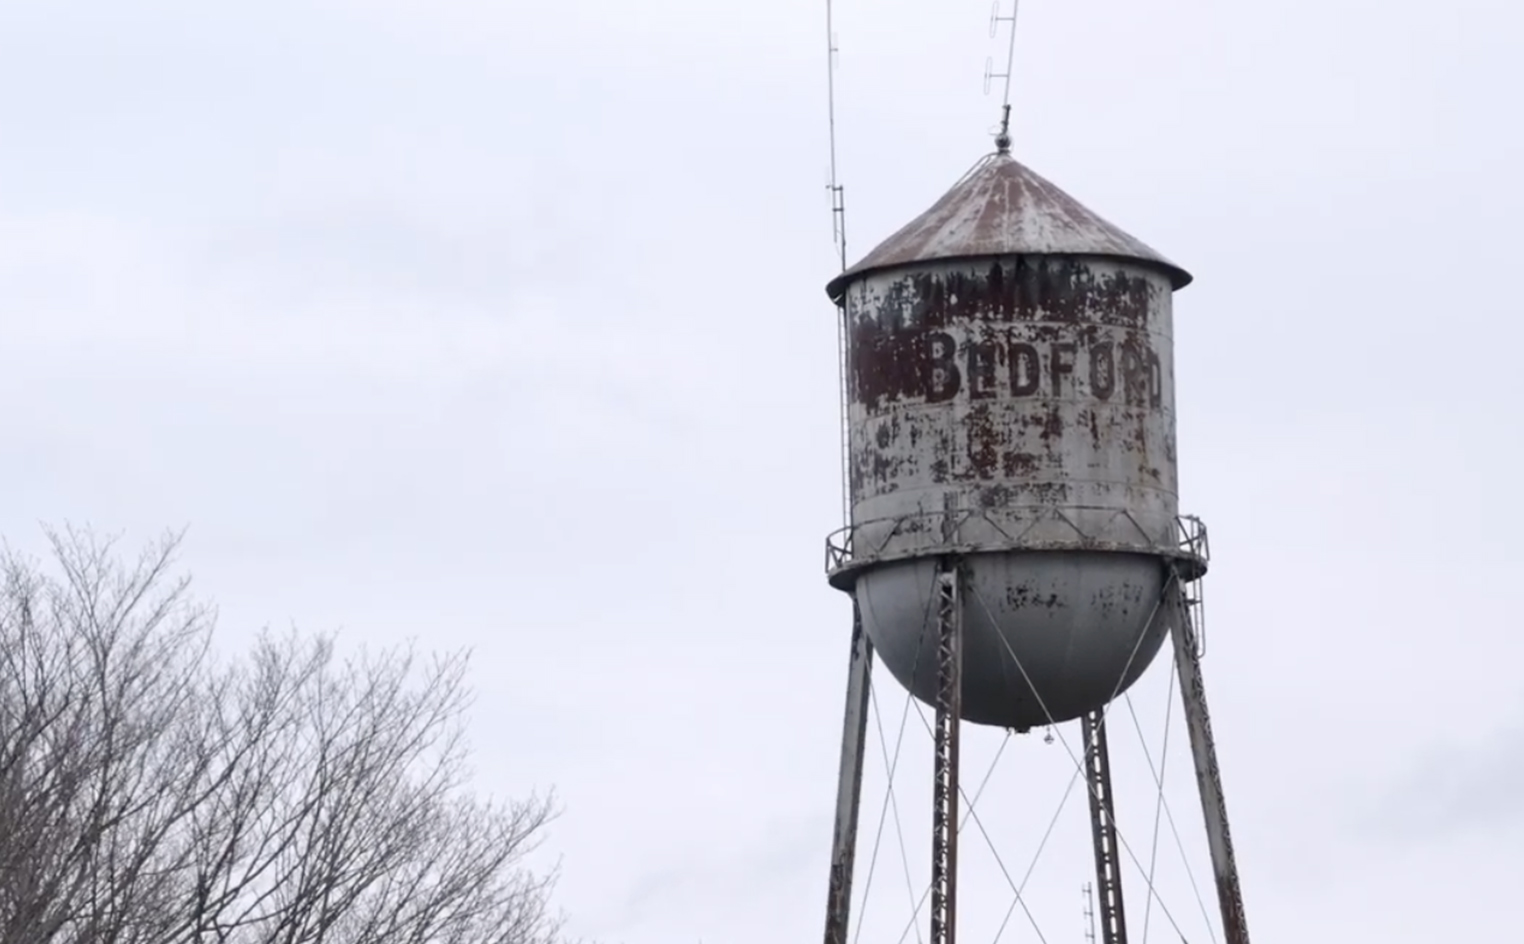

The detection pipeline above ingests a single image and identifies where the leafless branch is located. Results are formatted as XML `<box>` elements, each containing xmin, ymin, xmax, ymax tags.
<box><xmin>0</xmin><ymin>528</ymin><xmax>566</xmax><ymax>944</ymax></box>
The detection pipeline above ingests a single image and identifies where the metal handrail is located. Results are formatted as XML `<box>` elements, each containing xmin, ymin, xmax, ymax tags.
<box><xmin>824</xmin><ymin>506</ymin><xmax>1209</xmax><ymax>585</ymax></box>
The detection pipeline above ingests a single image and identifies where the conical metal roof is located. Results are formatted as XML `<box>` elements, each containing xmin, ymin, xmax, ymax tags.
<box><xmin>826</xmin><ymin>151</ymin><xmax>1191</xmax><ymax>301</ymax></box>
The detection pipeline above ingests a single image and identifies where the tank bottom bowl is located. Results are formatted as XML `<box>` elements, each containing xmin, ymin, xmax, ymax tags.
<box><xmin>853</xmin><ymin>551</ymin><xmax>1177</xmax><ymax>730</ymax></box>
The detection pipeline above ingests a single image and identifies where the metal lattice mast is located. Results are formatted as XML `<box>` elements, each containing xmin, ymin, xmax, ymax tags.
<box><xmin>821</xmin><ymin>605</ymin><xmax>874</xmax><ymax>944</ymax></box>
<box><xmin>928</xmin><ymin>563</ymin><xmax>963</xmax><ymax>944</ymax></box>
<box><xmin>822</xmin><ymin>0</ymin><xmax>851</xmax><ymax>528</ymax></box>
<box><xmin>1082</xmin><ymin>711</ymin><xmax>1129</xmax><ymax>944</ymax></box>
<box><xmin>1170</xmin><ymin>581</ymin><xmax>1251</xmax><ymax>944</ymax></box>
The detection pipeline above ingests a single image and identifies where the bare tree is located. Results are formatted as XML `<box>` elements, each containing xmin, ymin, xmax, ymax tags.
<box><xmin>0</xmin><ymin>527</ymin><xmax>565</xmax><ymax>944</ymax></box>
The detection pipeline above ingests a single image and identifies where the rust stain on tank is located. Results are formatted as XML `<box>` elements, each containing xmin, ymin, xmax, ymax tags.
<box><xmin>1005</xmin><ymin>583</ymin><xmax>1065</xmax><ymax>610</ymax></box>
<box><xmin>904</xmin><ymin>259</ymin><xmax>1155</xmax><ymax>328</ymax></box>
<box><xmin>843</xmin><ymin>244</ymin><xmax>1178</xmax><ymax>556</ymax></box>
<box><xmin>966</xmin><ymin>403</ymin><xmax>1001</xmax><ymax>479</ymax></box>
<box><xmin>849</xmin><ymin>261</ymin><xmax>1159</xmax><ymax>411</ymax></box>
<box><xmin>1003</xmin><ymin>452</ymin><xmax>1039</xmax><ymax>477</ymax></box>
<box><xmin>1038</xmin><ymin>404</ymin><xmax>1064</xmax><ymax>443</ymax></box>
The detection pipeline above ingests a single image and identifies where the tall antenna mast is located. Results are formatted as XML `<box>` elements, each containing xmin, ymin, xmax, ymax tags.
<box><xmin>825</xmin><ymin>0</ymin><xmax>848</xmax><ymax>271</ymax></box>
<box><xmin>983</xmin><ymin>1</ymin><xmax>1021</xmax><ymax>152</ymax></box>
<box><xmin>824</xmin><ymin>0</ymin><xmax>850</xmax><ymax>527</ymax></box>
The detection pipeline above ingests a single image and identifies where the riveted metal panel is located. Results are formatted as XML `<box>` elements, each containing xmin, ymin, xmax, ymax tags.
<box><xmin>843</xmin><ymin>256</ymin><xmax>1179</xmax><ymax>563</ymax></box>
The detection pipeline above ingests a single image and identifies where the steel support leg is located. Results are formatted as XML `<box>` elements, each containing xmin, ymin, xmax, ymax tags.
<box><xmin>1081</xmin><ymin>711</ymin><xmax>1129</xmax><ymax>944</ymax></box>
<box><xmin>1169</xmin><ymin>585</ymin><xmax>1251</xmax><ymax>944</ymax></box>
<box><xmin>822</xmin><ymin>603</ymin><xmax>875</xmax><ymax>944</ymax></box>
<box><xmin>929</xmin><ymin>562</ymin><xmax>962</xmax><ymax>944</ymax></box>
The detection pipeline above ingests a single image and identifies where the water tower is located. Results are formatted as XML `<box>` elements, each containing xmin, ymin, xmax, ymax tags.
<box><xmin>814</xmin><ymin>110</ymin><xmax>1253</xmax><ymax>944</ymax></box>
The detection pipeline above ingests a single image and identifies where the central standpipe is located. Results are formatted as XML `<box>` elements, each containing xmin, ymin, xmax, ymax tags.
<box><xmin>929</xmin><ymin>562</ymin><xmax>963</xmax><ymax>944</ymax></box>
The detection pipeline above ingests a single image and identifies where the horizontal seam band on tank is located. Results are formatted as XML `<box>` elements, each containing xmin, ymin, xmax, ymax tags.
<box><xmin>837</xmin><ymin>255</ymin><xmax>1188</xmax><ymax>293</ymax></box>
<box><xmin>848</xmin><ymin>315</ymin><xmax>1176</xmax><ymax>329</ymax></box>
<box><xmin>847</xmin><ymin>323</ymin><xmax>1178</xmax><ymax>339</ymax></box>
<box><xmin>851</xmin><ymin>403</ymin><xmax>1179</xmax><ymax>414</ymax></box>
<box><xmin>854</xmin><ymin>479</ymin><xmax>1182</xmax><ymax>489</ymax></box>
<box><xmin>839</xmin><ymin>533</ymin><xmax>1190</xmax><ymax>554</ymax></box>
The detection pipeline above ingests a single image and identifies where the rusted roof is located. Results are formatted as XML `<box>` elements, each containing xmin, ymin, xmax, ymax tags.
<box><xmin>826</xmin><ymin>151</ymin><xmax>1192</xmax><ymax>300</ymax></box>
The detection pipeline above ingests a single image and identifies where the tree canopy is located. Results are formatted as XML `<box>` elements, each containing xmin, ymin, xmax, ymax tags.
<box><xmin>0</xmin><ymin>528</ymin><xmax>564</xmax><ymax>944</ymax></box>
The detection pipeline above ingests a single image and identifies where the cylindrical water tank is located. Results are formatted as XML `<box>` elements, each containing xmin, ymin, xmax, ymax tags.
<box><xmin>825</xmin><ymin>151</ymin><xmax>1205</xmax><ymax>731</ymax></box>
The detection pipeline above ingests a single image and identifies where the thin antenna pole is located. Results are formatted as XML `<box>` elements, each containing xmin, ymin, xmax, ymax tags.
<box><xmin>997</xmin><ymin>1</ymin><xmax>1021</xmax><ymax>112</ymax></box>
<box><xmin>825</xmin><ymin>0</ymin><xmax>847</xmax><ymax>272</ymax></box>
<box><xmin>984</xmin><ymin>1</ymin><xmax>1021</xmax><ymax>151</ymax></box>
<box><xmin>824</xmin><ymin>0</ymin><xmax>850</xmax><ymax>527</ymax></box>
<box><xmin>1083</xmin><ymin>883</ymin><xmax>1098</xmax><ymax>944</ymax></box>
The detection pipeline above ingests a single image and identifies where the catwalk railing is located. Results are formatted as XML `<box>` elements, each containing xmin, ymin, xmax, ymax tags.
<box><xmin>825</xmin><ymin>507</ymin><xmax>1209</xmax><ymax>584</ymax></box>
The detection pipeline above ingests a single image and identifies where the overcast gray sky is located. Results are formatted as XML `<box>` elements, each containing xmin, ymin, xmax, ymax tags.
<box><xmin>1</xmin><ymin>0</ymin><xmax>1520</xmax><ymax>941</ymax></box>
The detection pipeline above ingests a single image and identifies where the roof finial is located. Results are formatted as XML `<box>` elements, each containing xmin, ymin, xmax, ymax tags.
<box><xmin>994</xmin><ymin>103</ymin><xmax>1012</xmax><ymax>154</ymax></box>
